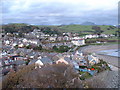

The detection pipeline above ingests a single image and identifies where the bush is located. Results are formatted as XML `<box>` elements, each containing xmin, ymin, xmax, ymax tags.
<box><xmin>2</xmin><ymin>64</ymin><xmax>35</xmax><ymax>89</ymax></box>
<box><xmin>2</xmin><ymin>64</ymin><xmax>83</xmax><ymax>89</ymax></box>
<box><xmin>52</xmin><ymin>45</ymin><xmax>70</xmax><ymax>53</ymax></box>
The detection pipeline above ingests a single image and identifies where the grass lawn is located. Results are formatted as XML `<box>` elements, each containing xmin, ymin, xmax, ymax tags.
<box><xmin>80</xmin><ymin>72</ymin><xmax>92</xmax><ymax>80</ymax></box>
<box><xmin>105</xmin><ymin>42</ymin><xmax>120</xmax><ymax>45</ymax></box>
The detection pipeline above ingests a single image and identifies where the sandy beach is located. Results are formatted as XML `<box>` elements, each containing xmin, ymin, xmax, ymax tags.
<box><xmin>80</xmin><ymin>44</ymin><xmax>118</xmax><ymax>53</ymax></box>
<box><xmin>80</xmin><ymin>44</ymin><xmax>119</xmax><ymax>68</ymax></box>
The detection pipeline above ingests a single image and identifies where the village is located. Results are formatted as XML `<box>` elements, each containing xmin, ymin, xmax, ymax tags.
<box><xmin>0</xmin><ymin>28</ymin><xmax>113</xmax><ymax>80</ymax></box>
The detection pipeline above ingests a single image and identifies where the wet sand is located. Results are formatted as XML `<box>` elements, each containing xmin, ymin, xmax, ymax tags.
<box><xmin>81</xmin><ymin>44</ymin><xmax>118</xmax><ymax>53</ymax></box>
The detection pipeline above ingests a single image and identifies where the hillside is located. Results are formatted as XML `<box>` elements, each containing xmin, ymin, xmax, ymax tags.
<box><xmin>2</xmin><ymin>23</ymin><xmax>118</xmax><ymax>35</ymax></box>
<box><xmin>56</xmin><ymin>25</ymin><xmax>117</xmax><ymax>34</ymax></box>
<box><xmin>37</xmin><ymin>24</ymin><xmax>117</xmax><ymax>34</ymax></box>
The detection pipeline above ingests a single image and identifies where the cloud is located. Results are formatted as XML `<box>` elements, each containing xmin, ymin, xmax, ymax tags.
<box><xmin>2</xmin><ymin>0</ymin><xmax>119</xmax><ymax>25</ymax></box>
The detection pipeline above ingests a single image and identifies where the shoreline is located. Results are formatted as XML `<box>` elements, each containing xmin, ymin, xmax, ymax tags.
<box><xmin>79</xmin><ymin>44</ymin><xmax>119</xmax><ymax>68</ymax></box>
<box><xmin>80</xmin><ymin>44</ymin><xmax>118</xmax><ymax>53</ymax></box>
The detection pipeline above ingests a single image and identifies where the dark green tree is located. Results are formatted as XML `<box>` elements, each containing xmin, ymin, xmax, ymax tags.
<box><xmin>59</xmin><ymin>45</ymin><xmax>70</xmax><ymax>52</ymax></box>
<box><xmin>26</xmin><ymin>45</ymin><xmax>32</xmax><ymax>49</ymax></box>
<box><xmin>52</xmin><ymin>45</ymin><xmax>58</xmax><ymax>51</ymax></box>
<box><xmin>92</xmin><ymin>26</ymin><xmax>104</xmax><ymax>35</ymax></box>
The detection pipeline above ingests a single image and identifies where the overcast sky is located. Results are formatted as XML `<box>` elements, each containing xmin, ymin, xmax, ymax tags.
<box><xmin>1</xmin><ymin>0</ymin><xmax>119</xmax><ymax>25</ymax></box>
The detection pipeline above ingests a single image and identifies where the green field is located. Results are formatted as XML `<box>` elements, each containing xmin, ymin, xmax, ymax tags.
<box><xmin>37</xmin><ymin>24</ymin><xmax>118</xmax><ymax>35</ymax></box>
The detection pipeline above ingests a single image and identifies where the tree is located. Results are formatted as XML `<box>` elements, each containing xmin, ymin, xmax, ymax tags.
<box><xmin>18</xmin><ymin>32</ymin><xmax>24</xmax><ymax>37</ymax></box>
<box><xmin>33</xmin><ymin>45</ymin><xmax>42</xmax><ymax>50</ymax></box>
<box><xmin>38</xmin><ymin>45</ymin><xmax>42</xmax><ymax>50</ymax></box>
<box><xmin>26</xmin><ymin>45</ymin><xmax>32</xmax><ymax>49</ymax></box>
<box><xmin>25</xmin><ymin>59</ymin><xmax>30</xmax><ymax>65</ymax></box>
<box><xmin>2</xmin><ymin>23</ymin><xmax>39</xmax><ymax>34</ymax></box>
<box><xmin>115</xmin><ymin>30</ymin><xmax>120</xmax><ymax>37</ymax></box>
<box><xmin>92</xmin><ymin>26</ymin><xmax>104</xmax><ymax>35</ymax></box>
<box><xmin>52</xmin><ymin>45</ymin><xmax>58</xmax><ymax>51</ymax></box>
<box><xmin>59</xmin><ymin>45</ymin><xmax>70</xmax><ymax>52</ymax></box>
<box><xmin>14</xmin><ymin>45</ymin><xmax>18</xmax><ymax>49</ymax></box>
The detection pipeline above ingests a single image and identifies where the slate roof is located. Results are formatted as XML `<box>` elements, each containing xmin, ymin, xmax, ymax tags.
<box><xmin>14</xmin><ymin>60</ymin><xmax>25</xmax><ymax>65</ymax></box>
<box><xmin>64</xmin><ymin>57</ymin><xmax>73</xmax><ymax>64</ymax></box>
<box><xmin>29</xmin><ymin>59</ymin><xmax>38</xmax><ymax>65</ymax></box>
<box><xmin>88</xmin><ymin>55</ymin><xmax>93</xmax><ymax>61</ymax></box>
<box><xmin>40</xmin><ymin>57</ymin><xmax>53</xmax><ymax>64</ymax></box>
<box><xmin>52</xmin><ymin>56</ymin><xmax>59</xmax><ymax>62</ymax></box>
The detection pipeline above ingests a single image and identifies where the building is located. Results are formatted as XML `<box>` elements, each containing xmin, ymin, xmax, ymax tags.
<box><xmin>87</xmin><ymin>55</ymin><xmax>100</xmax><ymax>65</ymax></box>
<box><xmin>29</xmin><ymin>59</ymin><xmax>44</xmax><ymax>69</ymax></box>
<box><xmin>49</xmin><ymin>37</ymin><xmax>57</xmax><ymax>41</ymax></box>
<box><xmin>56</xmin><ymin>57</ymin><xmax>69</xmax><ymax>65</ymax></box>
<box><xmin>40</xmin><ymin>56</ymin><xmax>53</xmax><ymax>65</ymax></box>
<box><xmin>71</xmin><ymin>37</ymin><xmax>85</xmax><ymax>46</ymax></box>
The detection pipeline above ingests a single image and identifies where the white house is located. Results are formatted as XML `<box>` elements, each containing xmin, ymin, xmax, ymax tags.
<box><xmin>5</xmin><ymin>40</ymin><xmax>10</xmax><ymax>45</ymax></box>
<box><xmin>12</xmin><ymin>43</ymin><xmax>17</xmax><ymax>47</ymax></box>
<box><xmin>49</xmin><ymin>37</ymin><xmax>57</xmax><ymax>41</ymax></box>
<box><xmin>71</xmin><ymin>38</ymin><xmax>85</xmax><ymax>46</ymax></box>
<box><xmin>63</xmin><ymin>36</ymin><xmax>70</xmax><ymax>41</ymax></box>
<box><xmin>87</xmin><ymin>55</ymin><xmax>99</xmax><ymax>65</ymax></box>
<box><xmin>23</xmin><ymin>38</ymin><xmax>40</xmax><ymax>45</ymax></box>
<box><xmin>75</xmin><ymin>51</ymin><xmax>83</xmax><ymax>56</ymax></box>
<box><xmin>100</xmin><ymin>34</ymin><xmax>109</xmax><ymax>38</ymax></box>
<box><xmin>29</xmin><ymin>59</ymin><xmax>44</xmax><ymax>69</ymax></box>
<box><xmin>18</xmin><ymin>43</ymin><xmax>24</xmax><ymax>48</ymax></box>
<box><xmin>35</xmin><ymin>60</ymin><xmax>44</xmax><ymax>69</ymax></box>
<box><xmin>22</xmin><ymin>38</ymin><xmax>28</xmax><ymax>42</ymax></box>
<box><xmin>85</xmin><ymin>34</ymin><xmax>99</xmax><ymax>39</ymax></box>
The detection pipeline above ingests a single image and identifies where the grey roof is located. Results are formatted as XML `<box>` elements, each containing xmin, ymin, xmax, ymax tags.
<box><xmin>48</xmin><ymin>53</ymin><xmax>57</xmax><ymax>56</ymax></box>
<box><xmin>29</xmin><ymin>59</ymin><xmax>38</xmax><ymax>65</ymax></box>
<box><xmin>52</xmin><ymin>56</ymin><xmax>59</xmax><ymax>61</ymax></box>
<box><xmin>9</xmin><ymin>49</ymin><xmax>15</xmax><ymax>53</ymax></box>
<box><xmin>64</xmin><ymin>57</ymin><xmax>71</xmax><ymax>61</ymax></box>
<box><xmin>41</xmin><ymin>57</ymin><xmax>53</xmax><ymax>64</ymax></box>
<box><xmin>14</xmin><ymin>60</ymin><xmax>25</xmax><ymax>65</ymax></box>
<box><xmin>2</xmin><ymin>46</ymin><xmax>11</xmax><ymax>50</ymax></box>
<box><xmin>64</xmin><ymin>57</ymin><xmax>72</xmax><ymax>64</ymax></box>
<box><xmin>17</xmin><ymin>48</ymin><xmax>32</xmax><ymax>54</ymax></box>
<box><xmin>27</xmin><ymin>52</ymin><xmax>35</xmax><ymax>56</ymax></box>
<box><xmin>78</xmin><ymin>50</ymin><xmax>83</xmax><ymax>53</ymax></box>
<box><xmin>88</xmin><ymin>55</ymin><xmax>93</xmax><ymax>61</ymax></box>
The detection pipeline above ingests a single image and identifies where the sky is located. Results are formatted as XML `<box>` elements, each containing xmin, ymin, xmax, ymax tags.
<box><xmin>1</xmin><ymin>0</ymin><xmax>119</xmax><ymax>25</ymax></box>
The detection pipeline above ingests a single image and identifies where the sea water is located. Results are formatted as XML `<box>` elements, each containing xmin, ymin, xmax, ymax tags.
<box><xmin>98</xmin><ymin>49</ymin><xmax>120</xmax><ymax>57</ymax></box>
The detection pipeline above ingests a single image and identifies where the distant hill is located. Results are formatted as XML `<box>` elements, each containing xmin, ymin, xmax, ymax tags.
<box><xmin>2</xmin><ymin>23</ymin><xmax>117</xmax><ymax>35</ymax></box>
<box><xmin>81</xmin><ymin>22</ymin><xmax>96</xmax><ymax>25</ymax></box>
